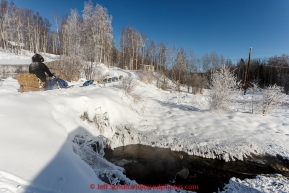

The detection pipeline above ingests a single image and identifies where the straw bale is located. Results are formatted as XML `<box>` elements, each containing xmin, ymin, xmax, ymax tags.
<box><xmin>17</xmin><ymin>74</ymin><xmax>40</xmax><ymax>92</ymax></box>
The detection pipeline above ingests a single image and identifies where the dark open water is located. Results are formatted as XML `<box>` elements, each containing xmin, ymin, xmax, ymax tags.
<box><xmin>104</xmin><ymin>144</ymin><xmax>289</xmax><ymax>193</ymax></box>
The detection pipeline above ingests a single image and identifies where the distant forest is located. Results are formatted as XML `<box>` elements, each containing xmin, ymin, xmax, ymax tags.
<box><xmin>0</xmin><ymin>0</ymin><xmax>288</xmax><ymax>93</ymax></box>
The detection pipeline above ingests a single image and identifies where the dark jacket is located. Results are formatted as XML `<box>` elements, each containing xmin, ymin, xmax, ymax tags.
<box><xmin>29</xmin><ymin>62</ymin><xmax>54</xmax><ymax>82</ymax></box>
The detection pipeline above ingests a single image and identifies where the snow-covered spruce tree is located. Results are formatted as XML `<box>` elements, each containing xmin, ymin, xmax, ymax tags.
<box><xmin>262</xmin><ymin>84</ymin><xmax>286</xmax><ymax>115</ymax></box>
<box><xmin>209</xmin><ymin>65</ymin><xmax>239</xmax><ymax>112</ymax></box>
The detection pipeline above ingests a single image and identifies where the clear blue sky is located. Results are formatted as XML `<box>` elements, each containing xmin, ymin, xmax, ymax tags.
<box><xmin>9</xmin><ymin>0</ymin><xmax>289</xmax><ymax>62</ymax></box>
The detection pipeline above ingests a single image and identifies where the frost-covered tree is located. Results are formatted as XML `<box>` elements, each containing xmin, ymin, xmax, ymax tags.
<box><xmin>147</xmin><ymin>40</ymin><xmax>156</xmax><ymax>68</ymax></box>
<box><xmin>172</xmin><ymin>48</ymin><xmax>187</xmax><ymax>91</ymax></box>
<box><xmin>120</xmin><ymin>26</ymin><xmax>143</xmax><ymax>70</ymax></box>
<box><xmin>94</xmin><ymin>4</ymin><xmax>113</xmax><ymax>64</ymax></box>
<box><xmin>81</xmin><ymin>0</ymin><xmax>95</xmax><ymax>61</ymax></box>
<box><xmin>262</xmin><ymin>84</ymin><xmax>286</xmax><ymax>115</ymax></box>
<box><xmin>242</xmin><ymin>83</ymin><xmax>286</xmax><ymax>115</ymax></box>
<box><xmin>209</xmin><ymin>65</ymin><xmax>239</xmax><ymax>112</ymax></box>
<box><xmin>210</xmin><ymin>51</ymin><xmax>220</xmax><ymax>69</ymax></box>
<box><xmin>202</xmin><ymin>51</ymin><xmax>220</xmax><ymax>72</ymax></box>
<box><xmin>0</xmin><ymin>0</ymin><xmax>52</xmax><ymax>53</ymax></box>
<box><xmin>0</xmin><ymin>0</ymin><xmax>10</xmax><ymax>51</ymax></box>
<box><xmin>156</xmin><ymin>42</ymin><xmax>167</xmax><ymax>72</ymax></box>
<box><xmin>61</xmin><ymin>9</ymin><xmax>81</xmax><ymax>56</ymax></box>
<box><xmin>202</xmin><ymin>53</ymin><xmax>210</xmax><ymax>72</ymax></box>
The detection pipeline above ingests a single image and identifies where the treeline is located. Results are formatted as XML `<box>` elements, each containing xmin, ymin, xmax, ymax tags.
<box><xmin>0</xmin><ymin>0</ymin><xmax>288</xmax><ymax>93</ymax></box>
<box><xmin>116</xmin><ymin>25</ymin><xmax>289</xmax><ymax>93</ymax></box>
<box><xmin>0</xmin><ymin>0</ymin><xmax>51</xmax><ymax>53</ymax></box>
<box><xmin>114</xmin><ymin>26</ymin><xmax>234</xmax><ymax>91</ymax></box>
<box><xmin>116</xmin><ymin>26</ymin><xmax>231</xmax><ymax>73</ymax></box>
<box><xmin>0</xmin><ymin>0</ymin><xmax>113</xmax><ymax>65</ymax></box>
<box><xmin>235</xmin><ymin>55</ymin><xmax>289</xmax><ymax>93</ymax></box>
<box><xmin>55</xmin><ymin>1</ymin><xmax>113</xmax><ymax>64</ymax></box>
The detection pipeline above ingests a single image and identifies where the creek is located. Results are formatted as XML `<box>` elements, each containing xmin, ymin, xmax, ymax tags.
<box><xmin>104</xmin><ymin>144</ymin><xmax>289</xmax><ymax>193</ymax></box>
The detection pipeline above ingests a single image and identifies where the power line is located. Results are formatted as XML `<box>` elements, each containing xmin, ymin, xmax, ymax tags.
<box><xmin>182</xmin><ymin>56</ymin><xmax>288</xmax><ymax>62</ymax></box>
<box><xmin>263</xmin><ymin>64</ymin><xmax>289</xmax><ymax>69</ymax></box>
<box><xmin>253</xmin><ymin>49</ymin><xmax>289</xmax><ymax>52</ymax></box>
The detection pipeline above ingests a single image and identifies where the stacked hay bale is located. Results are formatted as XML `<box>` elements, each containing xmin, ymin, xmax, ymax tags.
<box><xmin>17</xmin><ymin>74</ymin><xmax>40</xmax><ymax>92</ymax></box>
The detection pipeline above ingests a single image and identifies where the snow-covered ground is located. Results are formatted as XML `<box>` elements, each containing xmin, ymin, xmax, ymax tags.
<box><xmin>0</xmin><ymin>51</ymin><xmax>289</xmax><ymax>192</ymax></box>
<box><xmin>0</xmin><ymin>49</ymin><xmax>58</xmax><ymax>65</ymax></box>
<box><xmin>220</xmin><ymin>174</ymin><xmax>289</xmax><ymax>193</ymax></box>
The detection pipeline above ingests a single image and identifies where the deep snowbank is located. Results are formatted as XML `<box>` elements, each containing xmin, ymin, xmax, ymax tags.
<box><xmin>0</xmin><ymin>90</ymin><xmax>108</xmax><ymax>193</ymax></box>
<box><xmin>1</xmin><ymin>73</ymin><xmax>197</xmax><ymax>192</ymax></box>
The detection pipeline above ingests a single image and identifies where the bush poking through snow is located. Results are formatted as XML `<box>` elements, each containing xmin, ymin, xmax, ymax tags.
<box><xmin>131</xmin><ymin>92</ymin><xmax>143</xmax><ymax>104</ymax></box>
<box><xmin>242</xmin><ymin>83</ymin><xmax>286</xmax><ymax>115</ymax></box>
<box><xmin>248</xmin><ymin>82</ymin><xmax>262</xmax><ymax>114</ymax></box>
<box><xmin>156</xmin><ymin>74</ymin><xmax>170</xmax><ymax>91</ymax></box>
<box><xmin>120</xmin><ymin>76</ymin><xmax>138</xmax><ymax>95</ymax></box>
<box><xmin>191</xmin><ymin>74</ymin><xmax>207</xmax><ymax>95</ymax></box>
<box><xmin>209</xmin><ymin>65</ymin><xmax>239</xmax><ymax>112</ymax></box>
<box><xmin>192</xmin><ymin>87</ymin><xmax>203</xmax><ymax>95</ymax></box>
<box><xmin>160</xmin><ymin>77</ymin><xmax>169</xmax><ymax>91</ymax></box>
<box><xmin>262</xmin><ymin>84</ymin><xmax>286</xmax><ymax>115</ymax></box>
<box><xmin>120</xmin><ymin>76</ymin><xmax>147</xmax><ymax>115</ymax></box>
<box><xmin>80</xmin><ymin>108</ymin><xmax>110</xmax><ymax>133</ymax></box>
<box><xmin>138</xmin><ymin>71</ymin><xmax>153</xmax><ymax>84</ymax></box>
<box><xmin>47</xmin><ymin>55</ymin><xmax>85</xmax><ymax>81</ymax></box>
<box><xmin>139</xmin><ymin>71</ymin><xmax>170</xmax><ymax>91</ymax></box>
<box><xmin>83</xmin><ymin>62</ymin><xmax>104</xmax><ymax>81</ymax></box>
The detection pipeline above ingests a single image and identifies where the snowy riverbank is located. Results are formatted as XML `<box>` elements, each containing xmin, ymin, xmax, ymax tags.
<box><xmin>0</xmin><ymin>59</ymin><xmax>289</xmax><ymax>192</ymax></box>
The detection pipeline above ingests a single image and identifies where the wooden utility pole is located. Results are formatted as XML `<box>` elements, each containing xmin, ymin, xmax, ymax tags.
<box><xmin>244</xmin><ymin>47</ymin><xmax>252</xmax><ymax>95</ymax></box>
